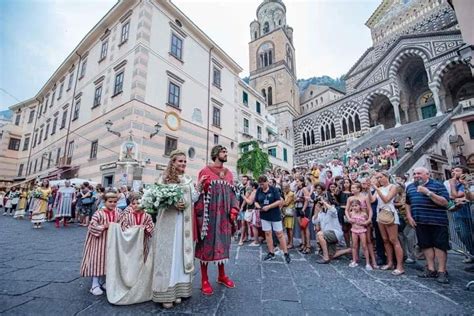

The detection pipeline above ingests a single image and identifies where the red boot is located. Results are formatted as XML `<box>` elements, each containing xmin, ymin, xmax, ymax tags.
<box><xmin>217</xmin><ymin>263</ymin><xmax>235</xmax><ymax>288</ymax></box>
<box><xmin>200</xmin><ymin>262</ymin><xmax>213</xmax><ymax>295</ymax></box>
<box><xmin>63</xmin><ymin>218</ymin><xmax>68</xmax><ymax>227</ymax></box>
<box><xmin>55</xmin><ymin>218</ymin><xmax>60</xmax><ymax>228</ymax></box>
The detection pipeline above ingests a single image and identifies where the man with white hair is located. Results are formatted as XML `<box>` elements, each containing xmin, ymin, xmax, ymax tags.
<box><xmin>405</xmin><ymin>167</ymin><xmax>450</xmax><ymax>283</ymax></box>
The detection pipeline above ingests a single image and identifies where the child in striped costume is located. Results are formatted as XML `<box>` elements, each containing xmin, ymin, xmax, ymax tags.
<box><xmin>119</xmin><ymin>193</ymin><xmax>154</xmax><ymax>261</ymax></box>
<box><xmin>80</xmin><ymin>192</ymin><xmax>121</xmax><ymax>296</ymax></box>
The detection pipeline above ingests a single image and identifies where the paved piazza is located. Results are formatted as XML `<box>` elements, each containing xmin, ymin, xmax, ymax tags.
<box><xmin>1</xmin><ymin>215</ymin><xmax>473</xmax><ymax>315</ymax></box>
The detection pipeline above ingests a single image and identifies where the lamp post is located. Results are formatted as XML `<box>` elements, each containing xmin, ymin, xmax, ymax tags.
<box><xmin>105</xmin><ymin>120</ymin><xmax>121</xmax><ymax>137</ymax></box>
<box><xmin>149</xmin><ymin>122</ymin><xmax>162</xmax><ymax>139</ymax></box>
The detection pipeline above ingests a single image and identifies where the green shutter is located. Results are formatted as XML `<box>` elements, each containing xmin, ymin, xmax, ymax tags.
<box><xmin>283</xmin><ymin>148</ymin><xmax>288</xmax><ymax>162</ymax></box>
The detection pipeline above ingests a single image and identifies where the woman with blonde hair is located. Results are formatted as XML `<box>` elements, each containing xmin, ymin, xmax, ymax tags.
<box><xmin>152</xmin><ymin>150</ymin><xmax>202</xmax><ymax>308</ymax></box>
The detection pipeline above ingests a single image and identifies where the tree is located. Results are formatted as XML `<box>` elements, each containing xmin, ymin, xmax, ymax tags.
<box><xmin>237</xmin><ymin>140</ymin><xmax>271</xmax><ymax>180</ymax></box>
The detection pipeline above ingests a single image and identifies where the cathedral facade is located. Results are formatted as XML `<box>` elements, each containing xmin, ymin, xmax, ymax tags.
<box><xmin>252</xmin><ymin>0</ymin><xmax>474</xmax><ymax>167</ymax></box>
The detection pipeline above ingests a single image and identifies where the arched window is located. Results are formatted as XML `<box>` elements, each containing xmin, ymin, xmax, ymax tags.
<box><xmin>342</xmin><ymin>119</ymin><xmax>348</xmax><ymax>135</ymax></box>
<box><xmin>325</xmin><ymin>125</ymin><xmax>330</xmax><ymax>140</ymax></box>
<box><xmin>263</xmin><ymin>22</ymin><xmax>270</xmax><ymax>34</ymax></box>
<box><xmin>355</xmin><ymin>114</ymin><xmax>361</xmax><ymax>131</ymax></box>
<box><xmin>258</xmin><ymin>42</ymin><xmax>274</xmax><ymax>69</ymax></box>
<box><xmin>302</xmin><ymin>132</ymin><xmax>307</xmax><ymax>146</ymax></box>
<box><xmin>286</xmin><ymin>45</ymin><xmax>293</xmax><ymax>71</ymax></box>
<box><xmin>320</xmin><ymin>126</ymin><xmax>325</xmax><ymax>142</ymax></box>
<box><xmin>268</xmin><ymin>87</ymin><xmax>273</xmax><ymax>105</ymax></box>
<box><xmin>306</xmin><ymin>131</ymin><xmax>310</xmax><ymax>144</ymax></box>
<box><xmin>330</xmin><ymin>123</ymin><xmax>336</xmax><ymax>139</ymax></box>
<box><xmin>348</xmin><ymin>116</ymin><xmax>354</xmax><ymax>133</ymax></box>
<box><xmin>261</xmin><ymin>89</ymin><xmax>266</xmax><ymax>101</ymax></box>
<box><xmin>311</xmin><ymin>130</ymin><xmax>315</xmax><ymax>144</ymax></box>
<box><xmin>278</xmin><ymin>19</ymin><xmax>281</xmax><ymax>26</ymax></box>
<box><xmin>254</xmin><ymin>31</ymin><xmax>257</xmax><ymax>39</ymax></box>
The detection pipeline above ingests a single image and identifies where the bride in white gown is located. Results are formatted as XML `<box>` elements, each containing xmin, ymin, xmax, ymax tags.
<box><xmin>106</xmin><ymin>150</ymin><xmax>201</xmax><ymax>309</ymax></box>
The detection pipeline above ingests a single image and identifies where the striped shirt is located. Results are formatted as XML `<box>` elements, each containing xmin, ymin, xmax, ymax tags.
<box><xmin>405</xmin><ymin>179</ymin><xmax>449</xmax><ymax>226</ymax></box>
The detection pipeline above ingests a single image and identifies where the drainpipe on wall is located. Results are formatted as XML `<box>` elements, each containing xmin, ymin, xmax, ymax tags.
<box><xmin>25</xmin><ymin>97</ymin><xmax>42</xmax><ymax>179</ymax></box>
<box><xmin>62</xmin><ymin>52</ymin><xmax>82</xmax><ymax>169</ymax></box>
<box><xmin>205</xmin><ymin>46</ymin><xmax>214</xmax><ymax>165</ymax></box>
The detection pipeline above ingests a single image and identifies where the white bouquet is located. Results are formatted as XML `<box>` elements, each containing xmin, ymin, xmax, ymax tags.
<box><xmin>141</xmin><ymin>184</ymin><xmax>184</xmax><ymax>214</ymax></box>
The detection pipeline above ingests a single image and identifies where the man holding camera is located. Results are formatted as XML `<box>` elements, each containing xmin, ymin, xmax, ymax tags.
<box><xmin>405</xmin><ymin>167</ymin><xmax>450</xmax><ymax>283</ymax></box>
<box><xmin>313</xmin><ymin>197</ymin><xmax>351</xmax><ymax>264</ymax></box>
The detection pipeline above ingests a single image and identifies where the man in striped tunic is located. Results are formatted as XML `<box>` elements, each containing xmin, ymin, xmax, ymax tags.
<box><xmin>405</xmin><ymin>167</ymin><xmax>450</xmax><ymax>284</ymax></box>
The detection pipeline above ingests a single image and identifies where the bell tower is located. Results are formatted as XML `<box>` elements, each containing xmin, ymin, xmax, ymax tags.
<box><xmin>249</xmin><ymin>0</ymin><xmax>299</xmax><ymax>144</ymax></box>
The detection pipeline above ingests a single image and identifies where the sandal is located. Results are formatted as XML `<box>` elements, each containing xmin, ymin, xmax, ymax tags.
<box><xmin>381</xmin><ymin>265</ymin><xmax>394</xmax><ymax>270</ymax></box>
<box><xmin>238</xmin><ymin>241</ymin><xmax>244</xmax><ymax>246</ymax></box>
<box><xmin>391</xmin><ymin>269</ymin><xmax>405</xmax><ymax>276</ymax></box>
<box><xmin>302</xmin><ymin>247</ymin><xmax>311</xmax><ymax>254</ymax></box>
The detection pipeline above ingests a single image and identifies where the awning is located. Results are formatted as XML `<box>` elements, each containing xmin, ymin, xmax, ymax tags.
<box><xmin>266</xmin><ymin>125</ymin><xmax>278</xmax><ymax>135</ymax></box>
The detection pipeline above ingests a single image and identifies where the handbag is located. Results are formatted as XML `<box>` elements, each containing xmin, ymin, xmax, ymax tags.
<box><xmin>244</xmin><ymin>210</ymin><xmax>253</xmax><ymax>222</ymax></box>
<box><xmin>377</xmin><ymin>207</ymin><xmax>395</xmax><ymax>225</ymax></box>
<box><xmin>299</xmin><ymin>217</ymin><xmax>310</xmax><ymax>229</ymax></box>
<box><xmin>284</xmin><ymin>207</ymin><xmax>295</xmax><ymax>217</ymax></box>
<box><xmin>81</xmin><ymin>197</ymin><xmax>94</xmax><ymax>205</ymax></box>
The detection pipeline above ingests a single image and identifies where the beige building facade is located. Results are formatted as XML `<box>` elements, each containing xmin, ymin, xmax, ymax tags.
<box><xmin>0</xmin><ymin>0</ymin><xmax>294</xmax><ymax>188</ymax></box>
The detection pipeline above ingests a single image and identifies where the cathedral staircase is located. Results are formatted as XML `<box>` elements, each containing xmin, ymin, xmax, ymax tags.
<box><xmin>351</xmin><ymin>104</ymin><xmax>463</xmax><ymax>176</ymax></box>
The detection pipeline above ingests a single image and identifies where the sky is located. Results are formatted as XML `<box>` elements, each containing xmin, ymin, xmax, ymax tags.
<box><xmin>0</xmin><ymin>0</ymin><xmax>381</xmax><ymax>111</ymax></box>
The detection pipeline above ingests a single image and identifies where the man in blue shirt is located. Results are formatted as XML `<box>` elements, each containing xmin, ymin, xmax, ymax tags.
<box><xmin>405</xmin><ymin>167</ymin><xmax>450</xmax><ymax>283</ymax></box>
<box><xmin>255</xmin><ymin>175</ymin><xmax>291</xmax><ymax>264</ymax></box>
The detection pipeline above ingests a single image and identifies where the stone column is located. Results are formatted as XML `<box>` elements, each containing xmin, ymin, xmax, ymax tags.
<box><xmin>429</xmin><ymin>84</ymin><xmax>445</xmax><ymax>116</ymax></box>
<box><xmin>391</xmin><ymin>99</ymin><xmax>402</xmax><ymax>127</ymax></box>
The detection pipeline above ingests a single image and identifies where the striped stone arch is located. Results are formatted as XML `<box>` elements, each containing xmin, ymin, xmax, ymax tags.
<box><xmin>337</xmin><ymin>101</ymin><xmax>362</xmax><ymax>135</ymax></box>
<box><xmin>430</xmin><ymin>57</ymin><xmax>468</xmax><ymax>90</ymax></box>
<box><xmin>360</xmin><ymin>89</ymin><xmax>394</xmax><ymax>129</ymax></box>
<box><xmin>388</xmin><ymin>47</ymin><xmax>431</xmax><ymax>80</ymax></box>
<box><xmin>295</xmin><ymin>118</ymin><xmax>316</xmax><ymax>148</ymax></box>
<box><xmin>337</xmin><ymin>101</ymin><xmax>360</xmax><ymax>116</ymax></box>
<box><xmin>315</xmin><ymin>110</ymin><xmax>340</xmax><ymax>141</ymax></box>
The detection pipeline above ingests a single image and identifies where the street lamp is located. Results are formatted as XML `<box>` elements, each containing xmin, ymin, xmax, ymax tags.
<box><xmin>149</xmin><ymin>122</ymin><xmax>162</xmax><ymax>139</ymax></box>
<box><xmin>105</xmin><ymin>119</ymin><xmax>121</xmax><ymax>137</ymax></box>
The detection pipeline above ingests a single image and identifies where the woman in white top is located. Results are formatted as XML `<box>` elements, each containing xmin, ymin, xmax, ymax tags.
<box><xmin>370</xmin><ymin>171</ymin><xmax>404</xmax><ymax>276</ymax></box>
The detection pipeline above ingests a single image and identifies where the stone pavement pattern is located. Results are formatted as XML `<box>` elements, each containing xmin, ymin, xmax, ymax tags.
<box><xmin>1</xmin><ymin>214</ymin><xmax>474</xmax><ymax>315</ymax></box>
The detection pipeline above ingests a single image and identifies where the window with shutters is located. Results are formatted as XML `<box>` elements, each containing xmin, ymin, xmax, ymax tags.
<box><xmin>8</xmin><ymin>138</ymin><xmax>20</xmax><ymax>151</ymax></box>
<box><xmin>212</xmin><ymin>106</ymin><xmax>221</xmax><ymax>127</ymax></box>
<box><xmin>165</xmin><ymin>136</ymin><xmax>178</xmax><ymax>156</ymax></box>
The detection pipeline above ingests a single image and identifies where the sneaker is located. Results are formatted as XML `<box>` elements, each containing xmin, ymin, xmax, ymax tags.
<box><xmin>263</xmin><ymin>252</ymin><xmax>275</xmax><ymax>261</ymax></box>
<box><xmin>349</xmin><ymin>261</ymin><xmax>358</xmax><ymax>268</ymax></box>
<box><xmin>284</xmin><ymin>253</ymin><xmax>291</xmax><ymax>264</ymax></box>
<box><xmin>436</xmin><ymin>272</ymin><xmax>449</xmax><ymax>284</ymax></box>
<box><xmin>89</xmin><ymin>286</ymin><xmax>104</xmax><ymax>296</ymax></box>
<box><xmin>365</xmin><ymin>264</ymin><xmax>373</xmax><ymax>271</ymax></box>
<box><xmin>417</xmin><ymin>268</ymin><xmax>438</xmax><ymax>278</ymax></box>
<box><xmin>405</xmin><ymin>258</ymin><xmax>416</xmax><ymax>264</ymax></box>
<box><xmin>249</xmin><ymin>242</ymin><xmax>260</xmax><ymax>247</ymax></box>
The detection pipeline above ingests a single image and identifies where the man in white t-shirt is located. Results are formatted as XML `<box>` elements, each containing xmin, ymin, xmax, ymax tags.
<box><xmin>313</xmin><ymin>199</ymin><xmax>351</xmax><ymax>264</ymax></box>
